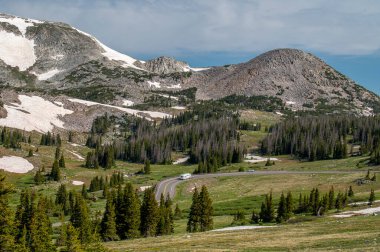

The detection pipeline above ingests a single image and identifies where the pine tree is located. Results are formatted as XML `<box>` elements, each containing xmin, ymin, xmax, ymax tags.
<box><xmin>285</xmin><ymin>191</ymin><xmax>293</xmax><ymax>220</ymax></box>
<box><xmin>55</xmin><ymin>184</ymin><xmax>68</xmax><ymax>214</ymax></box>
<box><xmin>199</xmin><ymin>185</ymin><xmax>213</xmax><ymax>231</ymax></box>
<box><xmin>50</xmin><ymin>159</ymin><xmax>61</xmax><ymax>181</ymax></box>
<box><xmin>335</xmin><ymin>192</ymin><xmax>343</xmax><ymax>211</ymax></box>
<box><xmin>260</xmin><ymin>191</ymin><xmax>275</xmax><ymax>222</ymax></box>
<box><xmin>34</xmin><ymin>169</ymin><xmax>45</xmax><ymax>185</ymax></box>
<box><xmin>365</xmin><ymin>170</ymin><xmax>371</xmax><ymax>180</ymax></box>
<box><xmin>59</xmin><ymin>154</ymin><xmax>66</xmax><ymax>168</ymax></box>
<box><xmin>371</xmin><ymin>173</ymin><xmax>377</xmax><ymax>181</ymax></box>
<box><xmin>56</xmin><ymin>213</ymin><xmax>67</xmax><ymax>247</ymax></box>
<box><xmin>328</xmin><ymin>186</ymin><xmax>335</xmax><ymax>210</ymax></box>
<box><xmin>174</xmin><ymin>203</ymin><xmax>182</xmax><ymax>220</ymax></box>
<box><xmin>368</xmin><ymin>189</ymin><xmax>375</xmax><ymax>206</ymax></box>
<box><xmin>100</xmin><ymin>196</ymin><xmax>119</xmax><ymax>241</ymax></box>
<box><xmin>156</xmin><ymin>194</ymin><xmax>166</xmax><ymax>236</ymax></box>
<box><xmin>276</xmin><ymin>192</ymin><xmax>286</xmax><ymax>223</ymax></box>
<box><xmin>29</xmin><ymin>197</ymin><xmax>55</xmax><ymax>252</ymax></box>
<box><xmin>81</xmin><ymin>184</ymin><xmax>88</xmax><ymax>199</ymax></box>
<box><xmin>140</xmin><ymin>188</ymin><xmax>158</xmax><ymax>237</ymax></box>
<box><xmin>251</xmin><ymin>209</ymin><xmax>259</xmax><ymax>224</ymax></box>
<box><xmin>164</xmin><ymin>194</ymin><xmax>174</xmax><ymax>235</ymax></box>
<box><xmin>144</xmin><ymin>160</ymin><xmax>151</xmax><ymax>174</ymax></box>
<box><xmin>348</xmin><ymin>186</ymin><xmax>354</xmax><ymax>197</ymax></box>
<box><xmin>70</xmin><ymin>195</ymin><xmax>92</xmax><ymax>244</ymax></box>
<box><xmin>28</xmin><ymin>149</ymin><xmax>33</xmax><ymax>157</ymax></box>
<box><xmin>65</xmin><ymin>224</ymin><xmax>83</xmax><ymax>252</ymax></box>
<box><xmin>55</xmin><ymin>147</ymin><xmax>61</xmax><ymax>160</ymax></box>
<box><xmin>187</xmin><ymin>187</ymin><xmax>201</xmax><ymax>232</ymax></box>
<box><xmin>0</xmin><ymin>175</ymin><xmax>16</xmax><ymax>251</ymax></box>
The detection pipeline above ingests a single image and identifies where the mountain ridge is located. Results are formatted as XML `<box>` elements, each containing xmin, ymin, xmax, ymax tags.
<box><xmin>0</xmin><ymin>13</ymin><xmax>379</xmax><ymax>115</ymax></box>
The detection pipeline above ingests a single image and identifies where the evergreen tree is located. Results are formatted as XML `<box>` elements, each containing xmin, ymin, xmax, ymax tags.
<box><xmin>368</xmin><ymin>189</ymin><xmax>375</xmax><ymax>206</ymax></box>
<box><xmin>156</xmin><ymin>194</ymin><xmax>166</xmax><ymax>236</ymax></box>
<box><xmin>371</xmin><ymin>173</ymin><xmax>377</xmax><ymax>182</ymax></box>
<box><xmin>70</xmin><ymin>195</ymin><xmax>92</xmax><ymax>244</ymax></box>
<box><xmin>348</xmin><ymin>186</ymin><xmax>354</xmax><ymax>197</ymax></box>
<box><xmin>59</xmin><ymin>154</ymin><xmax>66</xmax><ymax>168</ymax></box>
<box><xmin>65</xmin><ymin>224</ymin><xmax>83</xmax><ymax>252</ymax></box>
<box><xmin>116</xmin><ymin>183</ymin><xmax>140</xmax><ymax>239</ymax></box>
<box><xmin>187</xmin><ymin>188</ymin><xmax>201</xmax><ymax>232</ymax></box>
<box><xmin>260</xmin><ymin>191</ymin><xmax>275</xmax><ymax>222</ymax></box>
<box><xmin>174</xmin><ymin>203</ymin><xmax>182</xmax><ymax>220</ymax></box>
<box><xmin>50</xmin><ymin>159</ymin><xmax>61</xmax><ymax>181</ymax></box>
<box><xmin>140</xmin><ymin>188</ymin><xmax>159</xmax><ymax>237</ymax></box>
<box><xmin>144</xmin><ymin>160</ymin><xmax>151</xmax><ymax>174</ymax></box>
<box><xmin>34</xmin><ymin>169</ymin><xmax>45</xmax><ymax>185</ymax></box>
<box><xmin>29</xmin><ymin>197</ymin><xmax>55</xmax><ymax>252</ymax></box>
<box><xmin>276</xmin><ymin>192</ymin><xmax>286</xmax><ymax>223</ymax></box>
<box><xmin>81</xmin><ymin>184</ymin><xmax>88</xmax><ymax>199</ymax></box>
<box><xmin>335</xmin><ymin>192</ymin><xmax>343</xmax><ymax>211</ymax></box>
<box><xmin>285</xmin><ymin>191</ymin><xmax>293</xmax><ymax>220</ymax></box>
<box><xmin>0</xmin><ymin>175</ymin><xmax>16</xmax><ymax>251</ymax></box>
<box><xmin>100</xmin><ymin>196</ymin><xmax>119</xmax><ymax>241</ymax></box>
<box><xmin>328</xmin><ymin>186</ymin><xmax>335</xmax><ymax>210</ymax></box>
<box><xmin>55</xmin><ymin>184</ymin><xmax>68</xmax><ymax>214</ymax></box>
<box><xmin>28</xmin><ymin>149</ymin><xmax>33</xmax><ymax>157</ymax></box>
<box><xmin>199</xmin><ymin>185</ymin><xmax>213</xmax><ymax>231</ymax></box>
<box><xmin>251</xmin><ymin>209</ymin><xmax>259</xmax><ymax>224</ymax></box>
<box><xmin>55</xmin><ymin>147</ymin><xmax>61</xmax><ymax>160</ymax></box>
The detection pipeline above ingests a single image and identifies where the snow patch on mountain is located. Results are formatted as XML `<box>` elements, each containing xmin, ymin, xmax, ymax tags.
<box><xmin>0</xmin><ymin>15</ymin><xmax>42</xmax><ymax>35</ymax></box>
<box><xmin>167</xmin><ymin>84</ymin><xmax>181</xmax><ymax>89</ymax></box>
<box><xmin>0</xmin><ymin>95</ymin><xmax>73</xmax><ymax>132</ymax></box>
<box><xmin>147</xmin><ymin>81</ymin><xmax>161</xmax><ymax>88</ymax></box>
<box><xmin>68</xmin><ymin>98</ymin><xmax>169</xmax><ymax>119</ymax></box>
<box><xmin>122</xmin><ymin>100</ymin><xmax>134</xmax><ymax>106</ymax></box>
<box><xmin>33</xmin><ymin>68</ymin><xmax>61</xmax><ymax>80</ymax></box>
<box><xmin>0</xmin><ymin>31</ymin><xmax>36</xmax><ymax>71</ymax></box>
<box><xmin>0</xmin><ymin>156</ymin><xmax>34</xmax><ymax>173</ymax></box>
<box><xmin>73</xmin><ymin>27</ymin><xmax>140</xmax><ymax>69</ymax></box>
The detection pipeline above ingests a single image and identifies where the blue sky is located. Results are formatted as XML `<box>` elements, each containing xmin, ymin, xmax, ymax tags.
<box><xmin>1</xmin><ymin>0</ymin><xmax>379</xmax><ymax>94</ymax></box>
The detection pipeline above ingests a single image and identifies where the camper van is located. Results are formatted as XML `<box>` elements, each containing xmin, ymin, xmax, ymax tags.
<box><xmin>179</xmin><ymin>173</ymin><xmax>191</xmax><ymax>180</ymax></box>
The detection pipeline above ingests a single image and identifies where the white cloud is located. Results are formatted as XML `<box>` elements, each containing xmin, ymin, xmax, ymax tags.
<box><xmin>1</xmin><ymin>0</ymin><xmax>380</xmax><ymax>57</ymax></box>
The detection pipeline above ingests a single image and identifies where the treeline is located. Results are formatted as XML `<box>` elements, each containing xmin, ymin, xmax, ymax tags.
<box><xmin>261</xmin><ymin>116</ymin><xmax>380</xmax><ymax>161</ymax></box>
<box><xmin>0</xmin><ymin>127</ymin><xmax>28</xmax><ymax>149</ymax></box>
<box><xmin>88</xmin><ymin>173</ymin><xmax>124</xmax><ymax>192</ymax></box>
<box><xmin>249</xmin><ymin>186</ymin><xmax>376</xmax><ymax>225</ymax></box>
<box><xmin>85</xmin><ymin>110</ymin><xmax>244</xmax><ymax>172</ymax></box>
<box><xmin>40</xmin><ymin>131</ymin><xmax>62</xmax><ymax>146</ymax></box>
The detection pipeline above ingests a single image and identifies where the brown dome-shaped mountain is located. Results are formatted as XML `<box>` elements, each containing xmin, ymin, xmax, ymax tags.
<box><xmin>186</xmin><ymin>49</ymin><xmax>378</xmax><ymax>114</ymax></box>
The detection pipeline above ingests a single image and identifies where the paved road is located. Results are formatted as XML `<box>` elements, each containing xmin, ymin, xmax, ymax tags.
<box><xmin>154</xmin><ymin>170</ymin><xmax>363</xmax><ymax>201</ymax></box>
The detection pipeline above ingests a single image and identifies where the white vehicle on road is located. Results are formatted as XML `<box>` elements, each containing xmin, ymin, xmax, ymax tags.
<box><xmin>179</xmin><ymin>173</ymin><xmax>191</xmax><ymax>180</ymax></box>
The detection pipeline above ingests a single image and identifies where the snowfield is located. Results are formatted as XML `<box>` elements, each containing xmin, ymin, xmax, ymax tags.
<box><xmin>0</xmin><ymin>31</ymin><xmax>36</xmax><ymax>71</ymax></box>
<box><xmin>167</xmin><ymin>84</ymin><xmax>182</xmax><ymax>89</ymax></box>
<box><xmin>67</xmin><ymin>150</ymin><xmax>85</xmax><ymax>161</ymax></box>
<box><xmin>0</xmin><ymin>156</ymin><xmax>34</xmax><ymax>173</ymax></box>
<box><xmin>73</xmin><ymin>27</ymin><xmax>140</xmax><ymax>69</ymax></box>
<box><xmin>0</xmin><ymin>15</ymin><xmax>40</xmax><ymax>71</ymax></box>
<box><xmin>68</xmin><ymin>98</ymin><xmax>170</xmax><ymax>119</ymax></box>
<box><xmin>0</xmin><ymin>95</ymin><xmax>73</xmax><ymax>132</ymax></box>
<box><xmin>72</xmin><ymin>180</ymin><xmax>84</xmax><ymax>186</ymax></box>
<box><xmin>33</xmin><ymin>68</ymin><xmax>61</xmax><ymax>80</ymax></box>
<box><xmin>173</xmin><ymin>156</ymin><xmax>190</xmax><ymax>165</ymax></box>
<box><xmin>332</xmin><ymin>206</ymin><xmax>380</xmax><ymax>218</ymax></box>
<box><xmin>171</xmin><ymin>106</ymin><xmax>186</xmax><ymax>110</ymax></box>
<box><xmin>147</xmin><ymin>81</ymin><xmax>161</xmax><ymax>88</ymax></box>
<box><xmin>122</xmin><ymin>100</ymin><xmax>134</xmax><ymax>106</ymax></box>
<box><xmin>244</xmin><ymin>154</ymin><xmax>279</xmax><ymax>163</ymax></box>
<box><xmin>158</xmin><ymin>94</ymin><xmax>179</xmax><ymax>100</ymax></box>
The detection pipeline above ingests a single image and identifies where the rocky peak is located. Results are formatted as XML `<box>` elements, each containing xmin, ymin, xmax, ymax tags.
<box><xmin>137</xmin><ymin>56</ymin><xmax>189</xmax><ymax>74</ymax></box>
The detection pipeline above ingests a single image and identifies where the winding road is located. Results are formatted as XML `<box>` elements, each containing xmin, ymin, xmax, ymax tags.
<box><xmin>154</xmin><ymin>170</ymin><xmax>364</xmax><ymax>201</ymax></box>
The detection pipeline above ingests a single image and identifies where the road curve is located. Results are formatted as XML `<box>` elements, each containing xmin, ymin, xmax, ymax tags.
<box><xmin>154</xmin><ymin>170</ymin><xmax>364</xmax><ymax>201</ymax></box>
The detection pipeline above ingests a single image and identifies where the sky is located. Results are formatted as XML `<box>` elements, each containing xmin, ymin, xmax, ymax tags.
<box><xmin>0</xmin><ymin>0</ymin><xmax>379</xmax><ymax>94</ymax></box>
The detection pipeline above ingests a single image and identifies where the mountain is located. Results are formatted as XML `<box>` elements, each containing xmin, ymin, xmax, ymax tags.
<box><xmin>0</xmin><ymin>13</ymin><xmax>379</xmax><ymax>115</ymax></box>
